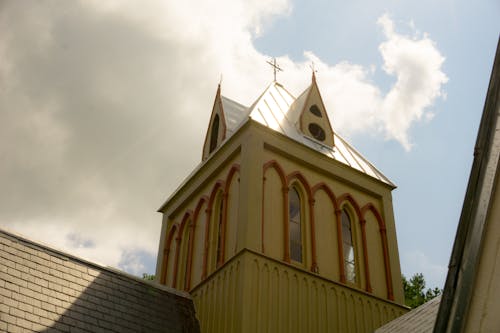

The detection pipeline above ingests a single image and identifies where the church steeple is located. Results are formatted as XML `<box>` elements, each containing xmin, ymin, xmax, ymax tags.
<box><xmin>202</xmin><ymin>83</ymin><xmax>227</xmax><ymax>160</ymax></box>
<box><xmin>157</xmin><ymin>75</ymin><xmax>406</xmax><ymax>333</ymax></box>
<box><xmin>294</xmin><ymin>72</ymin><xmax>335</xmax><ymax>147</ymax></box>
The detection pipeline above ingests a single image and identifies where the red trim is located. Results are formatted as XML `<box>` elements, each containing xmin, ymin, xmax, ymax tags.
<box><xmin>173</xmin><ymin>211</ymin><xmax>193</xmax><ymax>289</ymax></box>
<box><xmin>337</xmin><ymin>195</ymin><xmax>365</xmax><ymax>287</ymax></box>
<box><xmin>337</xmin><ymin>193</ymin><xmax>364</xmax><ymax>285</ymax></box>
<box><xmin>287</xmin><ymin>172</ymin><xmax>318</xmax><ymax>271</ymax></box>
<box><xmin>208</xmin><ymin>180</ymin><xmax>226</xmax><ymax>210</ymax></box>
<box><xmin>335</xmin><ymin>208</ymin><xmax>346</xmax><ymax>283</ymax></box>
<box><xmin>262</xmin><ymin>175</ymin><xmax>266</xmax><ymax>253</ymax></box>
<box><xmin>262</xmin><ymin>160</ymin><xmax>287</xmax><ymax>258</ymax></box>
<box><xmin>312</xmin><ymin>182</ymin><xmax>339</xmax><ymax>211</ymax></box>
<box><xmin>312</xmin><ymin>183</ymin><xmax>341</xmax><ymax>277</ymax></box>
<box><xmin>263</xmin><ymin>160</ymin><xmax>286</xmax><ymax>185</ymax></box>
<box><xmin>161</xmin><ymin>225</ymin><xmax>178</xmax><ymax>285</ymax></box>
<box><xmin>283</xmin><ymin>185</ymin><xmax>290</xmax><ymax>262</ymax></box>
<box><xmin>360</xmin><ymin>219</ymin><xmax>372</xmax><ymax>293</ymax></box>
<box><xmin>184</xmin><ymin>196</ymin><xmax>209</xmax><ymax>291</ymax></box>
<box><xmin>220</xmin><ymin>164</ymin><xmax>240</xmax><ymax>264</ymax></box>
<box><xmin>175</xmin><ymin>209</ymin><xmax>193</xmax><ymax>290</ymax></box>
<box><xmin>361</xmin><ymin>204</ymin><xmax>393</xmax><ymax>300</ymax></box>
<box><xmin>286</xmin><ymin>171</ymin><xmax>312</xmax><ymax>197</ymax></box>
<box><xmin>172</xmin><ymin>233</ymin><xmax>181</xmax><ymax>288</ymax></box>
<box><xmin>186</xmin><ymin>195</ymin><xmax>208</xmax><ymax>290</ymax></box>
<box><xmin>336</xmin><ymin>193</ymin><xmax>362</xmax><ymax>220</ymax></box>
<box><xmin>202</xmin><ymin>206</ymin><xmax>211</xmax><ymax>279</ymax></box>
<box><xmin>202</xmin><ymin>181</ymin><xmax>226</xmax><ymax>278</ymax></box>
<box><xmin>178</xmin><ymin>210</ymin><xmax>194</xmax><ymax>236</ymax></box>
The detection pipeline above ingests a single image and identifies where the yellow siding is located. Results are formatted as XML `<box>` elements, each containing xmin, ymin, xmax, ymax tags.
<box><xmin>192</xmin><ymin>258</ymin><xmax>242</xmax><ymax>333</ymax></box>
<box><xmin>159</xmin><ymin>122</ymin><xmax>406</xmax><ymax>332</ymax></box>
<box><xmin>314</xmin><ymin>189</ymin><xmax>340</xmax><ymax>281</ymax></box>
<box><xmin>191</xmin><ymin>200</ymin><xmax>207</xmax><ymax>287</ymax></box>
<box><xmin>192</xmin><ymin>250</ymin><xmax>407</xmax><ymax>333</ymax></box>
<box><xmin>165</xmin><ymin>235</ymin><xmax>175</xmax><ymax>286</ymax></box>
<box><xmin>365</xmin><ymin>212</ymin><xmax>387</xmax><ymax>298</ymax></box>
<box><xmin>226</xmin><ymin>173</ymin><xmax>239</xmax><ymax>257</ymax></box>
<box><xmin>263</xmin><ymin>167</ymin><xmax>284</xmax><ymax>259</ymax></box>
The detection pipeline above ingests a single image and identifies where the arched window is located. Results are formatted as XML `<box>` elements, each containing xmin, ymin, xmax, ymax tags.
<box><xmin>341</xmin><ymin>209</ymin><xmax>356</xmax><ymax>283</ymax></box>
<box><xmin>210</xmin><ymin>114</ymin><xmax>219</xmax><ymax>153</ymax></box>
<box><xmin>215</xmin><ymin>195</ymin><xmax>224</xmax><ymax>265</ymax></box>
<box><xmin>289</xmin><ymin>187</ymin><xmax>302</xmax><ymax>262</ymax></box>
<box><xmin>183</xmin><ymin>221</ymin><xmax>193</xmax><ymax>290</ymax></box>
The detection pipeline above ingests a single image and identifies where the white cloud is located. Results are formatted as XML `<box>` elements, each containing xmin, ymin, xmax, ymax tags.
<box><xmin>378</xmin><ymin>13</ymin><xmax>448</xmax><ymax>149</ymax></box>
<box><xmin>275</xmin><ymin>13</ymin><xmax>448</xmax><ymax>151</ymax></box>
<box><xmin>402</xmin><ymin>250</ymin><xmax>448</xmax><ymax>289</ymax></box>
<box><xmin>0</xmin><ymin>2</ymin><xmax>446</xmax><ymax>275</ymax></box>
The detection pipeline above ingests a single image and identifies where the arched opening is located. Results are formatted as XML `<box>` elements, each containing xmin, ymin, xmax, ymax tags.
<box><xmin>289</xmin><ymin>187</ymin><xmax>303</xmax><ymax>263</ymax></box>
<box><xmin>182</xmin><ymin>220</ymin><xmax>193</xmax><ymax>291</ymax></box>
<box><xmin>209</xmin><ymin>114</ymin><xmax>219</xmax><ymax>153</ymax></box>
<box><xmin>341</xmin><ymin>209</ymin><xmax>356</xmax><ymax>283</ymax></box>
<box><xmin>215</xmin><ymin>195</ymin><xmax>224</xmax><ymax>266</ymax></box>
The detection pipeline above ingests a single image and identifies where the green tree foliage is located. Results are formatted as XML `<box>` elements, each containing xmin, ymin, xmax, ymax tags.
<box><xmin>402</xmin><ymin>273</ymin><xmax>442</xmax><ymax>308</ymax></box>
<box><xmin>142</xmin><ymin>273</ymin><xmax>155</xmax><ymax>281</ymax></box>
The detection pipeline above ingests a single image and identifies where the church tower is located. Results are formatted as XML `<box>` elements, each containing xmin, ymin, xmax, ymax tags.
<box><xmin>156</xmin><ymin>73</ymin><xmax>407</xmax><ymax>332</ymax></box>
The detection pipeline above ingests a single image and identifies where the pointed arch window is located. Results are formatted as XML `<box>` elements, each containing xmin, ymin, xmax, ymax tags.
<box><xmin>210</xmin><ymin>114</ymin><xmax>219</xmax><ymax>153</ymax></box>
<box><xmin>341</xmin><ymin>209</ymin><xmax>356</xmax><ymax>283</ymax></box>
<box><xmin>183</xmin><ymin>221</ymin><xmax>193</xmax><ymax>290</ymax></box>
<box><xmin>289</xmin><ymin>187</ymin><xmax>302</xmax><ymax>262</ymax></box>
<box><xmin>215</xmin><ymin>195</ymin><xmax>224</xmax><ymax>265</ymax></box>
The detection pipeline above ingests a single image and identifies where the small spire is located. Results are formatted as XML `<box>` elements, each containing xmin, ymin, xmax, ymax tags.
<box><xmin>309</xmin><ymin>62</ymin><xmax>318</xmax><ymax>82</ymax></box>
<box><xmin>216</xmin><ymin>74</ymin><xmax>222</xmax><ymax>95</ymax></box>
<box><xmin>267</xmin><ymin>58</ymin><xmax>283</xmax><ymax>81</ymax></box>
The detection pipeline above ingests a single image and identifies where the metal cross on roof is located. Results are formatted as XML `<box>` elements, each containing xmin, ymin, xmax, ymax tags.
<box><xmin>267</xmin><ymin>58</ymin><xmax>283</xmax><ymax>81</ymax></box>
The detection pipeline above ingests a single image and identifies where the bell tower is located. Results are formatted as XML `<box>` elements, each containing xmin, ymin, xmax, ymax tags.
<box><xmin>156</xmin><ymin>74</ymin><xmax>407</xmax><ymax>332</ymax></box>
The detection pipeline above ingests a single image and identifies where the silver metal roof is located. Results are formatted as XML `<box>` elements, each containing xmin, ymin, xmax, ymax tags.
<box><xmin>221</xmin><ymin>81</ymin><xmax>394</xmax><ymax>186</ymax></box>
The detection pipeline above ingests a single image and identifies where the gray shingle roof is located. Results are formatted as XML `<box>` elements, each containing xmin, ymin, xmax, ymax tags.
<box><xmin>0</xmin><ymin>228</ymin><xmax>200</xmax><ymax>333</ymax></box>
<box><xmin>375</xmin><ymin>296</ymin><xmax>441</xmax><ymax>333</ymax></box>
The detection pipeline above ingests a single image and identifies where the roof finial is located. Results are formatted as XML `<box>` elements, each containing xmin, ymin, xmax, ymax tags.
<box><xmin>216</xmin><ymin>74</ymin><xmax>222</xmax><ymax>96</ymax></box>
<box><xmin>309</xmin><ymin>62</ymin><xmax>318</xmax><ymax>82</ymax></box>
<box><xmin>267</xmin><ymin>58</ymin><xmax>283</xmax><ymax>82</ymax></box>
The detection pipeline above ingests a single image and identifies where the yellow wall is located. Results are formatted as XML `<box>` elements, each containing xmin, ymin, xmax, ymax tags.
<box><xmin>192</xmin><ymin>250</ymin><xmax>407</xmax><ymax>333</ymax></box>
<box><xmin>157</xmin><ymin>120</ymin><xmax>406</xmax><ymax>331</ymax></box>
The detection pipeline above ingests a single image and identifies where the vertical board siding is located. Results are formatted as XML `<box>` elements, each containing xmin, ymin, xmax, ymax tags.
<box><xmin>193</xmin><ymin>251</ymin><xmax>407</xmax><ymax>333</ymax></box>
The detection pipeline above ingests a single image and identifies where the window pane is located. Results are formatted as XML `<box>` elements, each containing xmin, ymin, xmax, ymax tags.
<box><xmin>210</xmin><ymin>115</ymin><xmax>219</xmax><ymax>153</ymax></box>
<box><xmin>289</xmin><ymin>188</ymin><xmax>302</xmax><ymax>262</ymax></box>
<box><xmin>341</xmin><ymin>209</ymin><xmax>356</xmax><ymax>282</ymax></box>
<box><xmin>216</xmin><ymin>198</ymin><xmax>224</xmax><ymax>263</ymax></box>
<box><xmin>343</xmin><ymin>244</ymin><xmax>355</xmax><ymax>263</ymax></box>
<box><xmin>290</xmin><ymin>221</ymin><xmax>301</xmax><ymax>242</ymax></box>
<box><xmin>345</xmin><ymin>262</ymin><xmax>356</xmax><ymax>283</ymax></box>
<box><xmin>291</xmin><ymin>241</ymin><xmax>302</xmax><ymax>262</ymax></box>
<box><xmin>289</xmin><ymin>189</ymin><xmax>300</xmax><ymax>221</ymax></box>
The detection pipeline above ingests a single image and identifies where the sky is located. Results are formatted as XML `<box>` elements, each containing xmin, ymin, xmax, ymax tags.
<box><xmin>0</xmin><ymin>0</ymin><xmax>498</xmax><ymax>290</ymax></box>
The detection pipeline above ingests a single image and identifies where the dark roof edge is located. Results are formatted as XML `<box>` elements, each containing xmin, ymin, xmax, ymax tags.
<box><xmin>434</xmin><ymin>36</ymin><xmax>500</xmax><ymax>333</ymax></box>
<box><xmin>0</xmin><ymin>226</ymin><xmax>191</xmax><ymax>299</ymax></box>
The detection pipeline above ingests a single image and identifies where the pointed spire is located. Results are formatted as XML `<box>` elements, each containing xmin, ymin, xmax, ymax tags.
<box><xmin>217</xmin><ymin>74</ymin><xmax>222</xmax><ymax>95</ymax></box>
<box><xmin>310</xmin><ymin>62</ymin><xmax>317</xmax><ymax>83</ymax></box>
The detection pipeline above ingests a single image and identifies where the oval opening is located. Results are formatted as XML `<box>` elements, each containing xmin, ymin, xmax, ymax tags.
<box><xmin>309</xmin><ymin>105</ymin><xmax>322</xmax><ymax>117</ymax></box>
<box><xmin>308</xmin><ymin>123</ymin><xmax>326</xmax><ymax>141</ymax></box>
